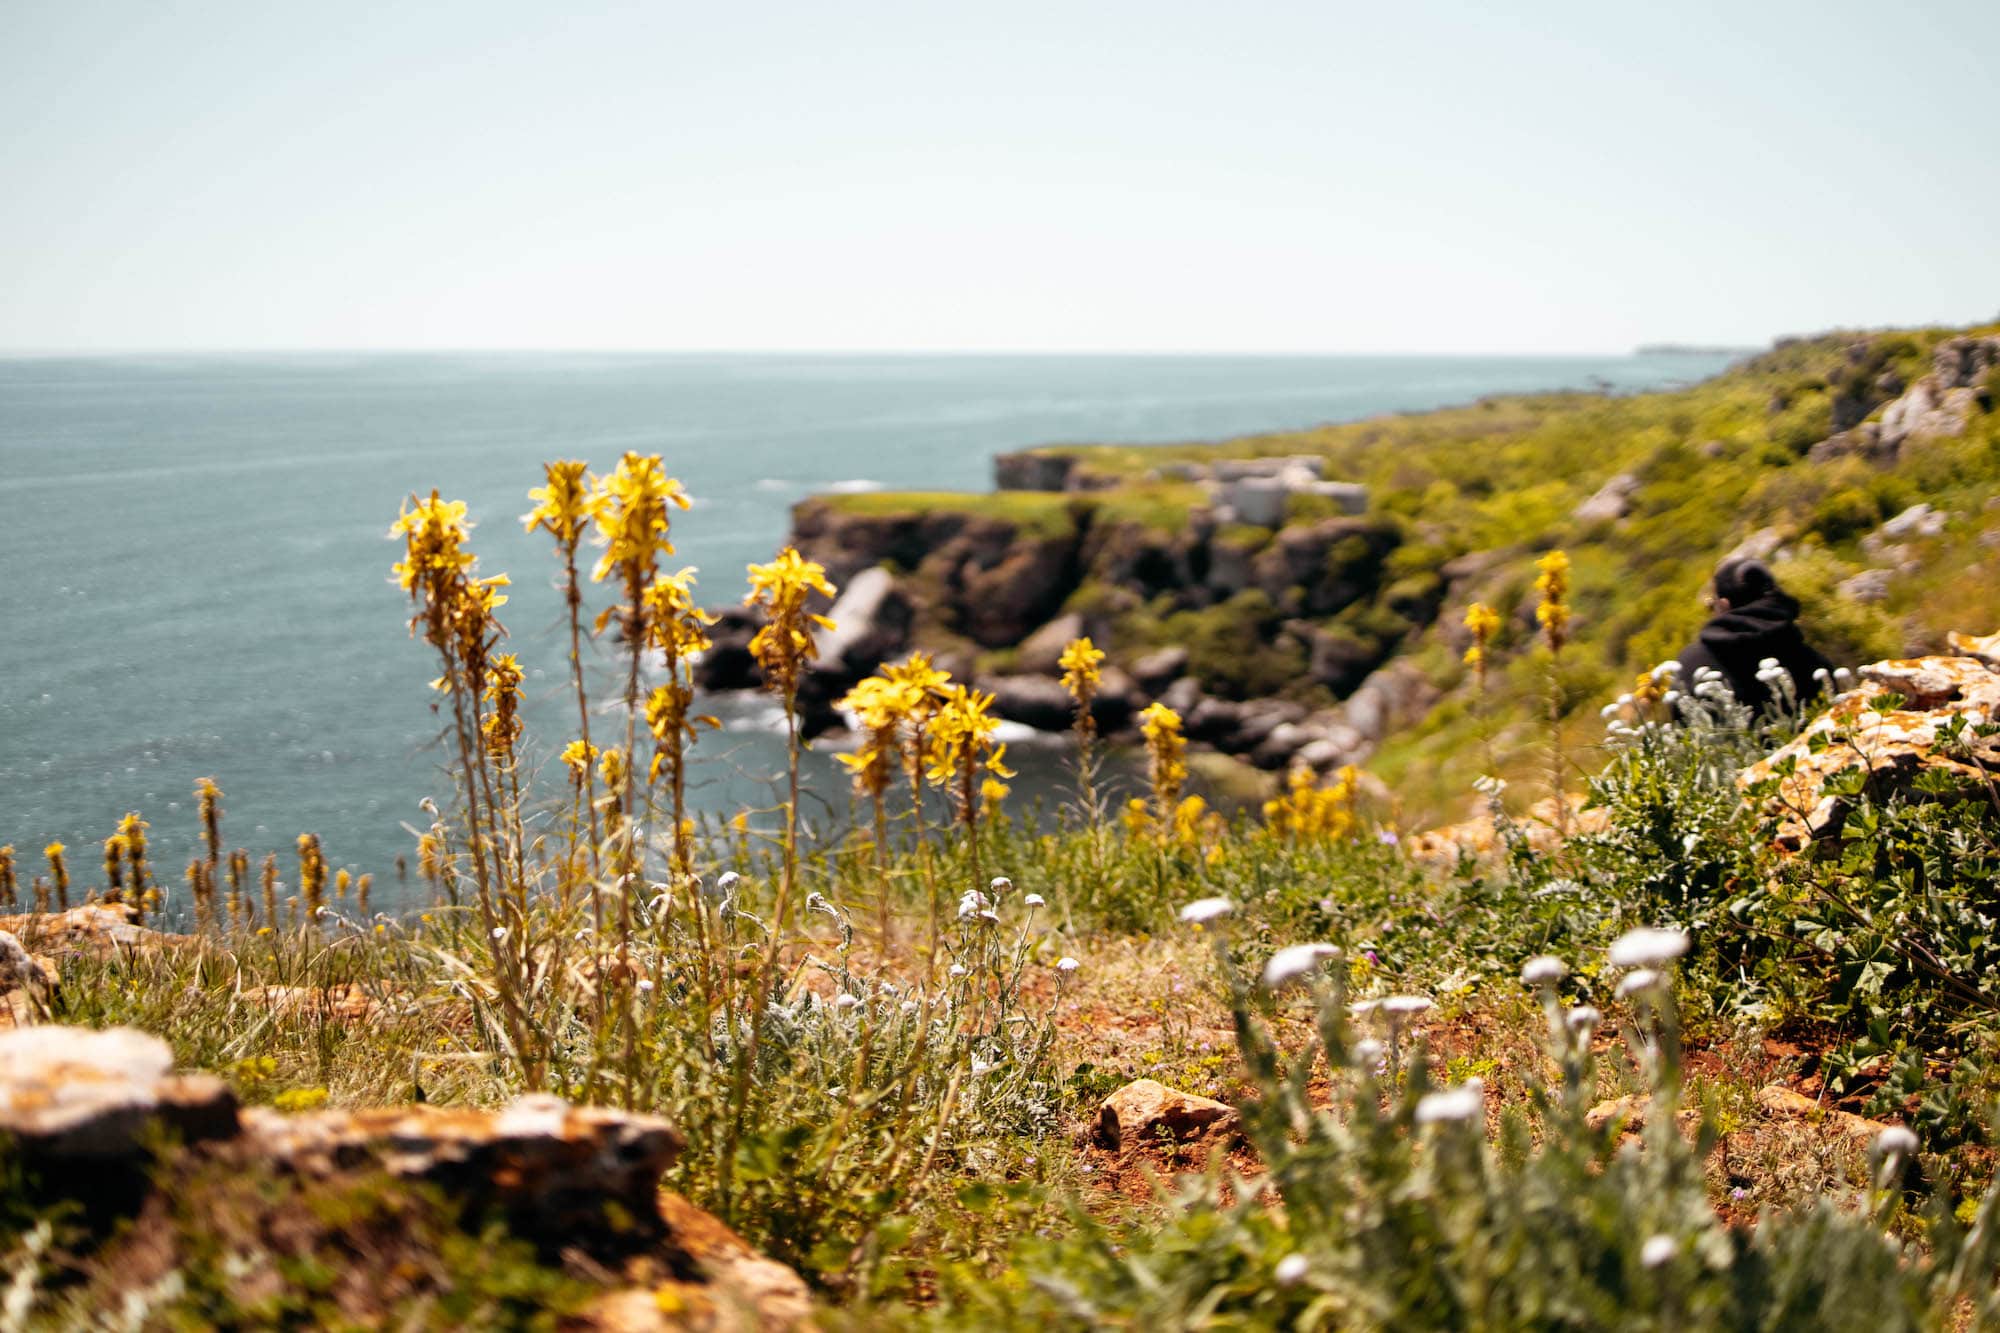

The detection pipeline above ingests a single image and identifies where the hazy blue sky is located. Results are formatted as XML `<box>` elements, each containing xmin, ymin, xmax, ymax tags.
<box><xmin>3</xmin><ymin>1</ymin><xmax>1995</xmax><ymax>353</ymax></box>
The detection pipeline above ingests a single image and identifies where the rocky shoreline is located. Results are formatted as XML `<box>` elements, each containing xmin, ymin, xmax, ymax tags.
<box><xmin>692</xmin><ymin>332</ymin><xmax>2000</xmax><ymax>786</ymax></box>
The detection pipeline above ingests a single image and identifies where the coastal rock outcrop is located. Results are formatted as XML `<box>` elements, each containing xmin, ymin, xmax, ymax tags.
<box><xmin>1741</xmin><ymin>652</ymin><xmax>2000</xmax><ymax>851</ymax></box>
<box><xmin>1095</xmin><ymin>1078</ymin><xmax>1239</xmax><ymax>1150</ymax></box>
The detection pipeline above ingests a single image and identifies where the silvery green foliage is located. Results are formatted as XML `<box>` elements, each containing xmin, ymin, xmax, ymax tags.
<box><xmin>951</xmin><ymin>945</ymin><xmax>2000</xmax><ymax>1330</ymax></box>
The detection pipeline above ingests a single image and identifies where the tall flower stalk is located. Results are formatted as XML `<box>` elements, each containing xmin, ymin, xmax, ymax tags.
<box><xmin>1138</xmin><ymin>701</ymin><xmax>1189</xmax><ymax>830</ymax></box>
<box><xmin>1058</xmin><ymin>636</ymin><xmax>1105</xmax><ymax>818</ymax></box>
<box><xmin>924</xmin><ymin>683</ymin><xmax>1014</xmax><ymax>882</ymax></box>
<box><xmin>389</xmin><ymin>489</ymin><xmax>539</xmax><ymax>1085</ymax></box>
<box><xmin>1534</xmin><ymin>549</ymin><xmax>1573</xmax><ymax>835</ymax></box>
<box><xmin>524</xmin><ymin>460</ymin><xmax>603</xmax><ymax>879</ymax></box>
<box><xmin>1462</xmin><ymin>601</ymin><xmax>1501</xmax><ymax>778</ymax></box>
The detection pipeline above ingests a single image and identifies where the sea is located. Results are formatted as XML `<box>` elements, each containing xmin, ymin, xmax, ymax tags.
<box><xmin>0</xmin><ymin>350</ymin><xmax>1736</xmax><ymax>913</ymax></box>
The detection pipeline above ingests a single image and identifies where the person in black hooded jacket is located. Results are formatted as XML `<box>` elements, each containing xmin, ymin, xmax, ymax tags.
<box><xmin>1673</xmin><ymin>558</ymin><xmax>1833</xmax><ymax>714</ymax></box>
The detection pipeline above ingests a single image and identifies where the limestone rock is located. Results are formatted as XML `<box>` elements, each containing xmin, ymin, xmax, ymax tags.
<box><xmin>1572</xmin><ymin>473</ymin><xmax>1640</xmax><ymax>524</ymax></box>
<box><xmin>0</xmin><ymin>1025</ymin><xmax>238</xmax><ymax>1159</ymax></box>
<box><xmin>993</xmin><ymin>449</ymin><xmax>1077</xmax><ymax>492</ymax></box>
<box><xmin>812</xmin><ymin>565</ymin><xmax>912</xmax><ymax>676</ymax></box>
<box><xmin>0</xmin><ymin>902</ymin><xmax>173</xmax><ymax>963</ymax></box>
<box><xmin>1753</xmin><ymin>1085</ymin><xmax>1895</xmax><ymax>1145</ymax></box>
<box><xmin>242</xmin><ymin>1094</ymin><xmax>683</xmax><ymax>1244</ymax></box>
<box><xmin>1095</xmin><ymin>1078</ymin><xmax>1239</xmax><ymax>1150</ymax></box>
<box><xmin>1837</xmin><ymin>568</ymin><xmax>1893</xmax><ymax>604</ymax></box>
<box><xmin>1947</xmin><ymin>629</ymin><xmax>2000</xmax><ymax>669</ymax></box>
<box><xmin>1341</xmin><ymin>660</ymin><xmax>1441</xmax><ymax>745</ymax></box>
<box><xmin>239</xmin><ymin>983</ymin><xmax>381</xmax><ymax>1024</ymax></box>
<box><xmin>1131</xmin><ymin>645</ymin><xmax>1190</xmax><ymax>692</ymax></box>
<box><xmin>1876</xmin><ymin>503</ymin><xmax>1947</xmax><ymax>543</ymax></box>
<box><xmin>1741</xmin><ymin>654</ymin><xmax>2000</xmax><ymax>850</ymax></box>
<box><xmin>982</xmin><ymin>674</ymin><xmax>1076</xmax><ymax>731</ymax></box>
<box><xmin>1016</xmin><ymin>612</ymin><xmax>1089</xmax><ymax>676</ymax></box>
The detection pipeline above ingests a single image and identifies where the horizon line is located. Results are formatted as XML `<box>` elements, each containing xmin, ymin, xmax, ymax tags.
<box><xmin>0</xmin><ymin>343</ymin><xmax>1763</xmax><ymax>360</ymax></box>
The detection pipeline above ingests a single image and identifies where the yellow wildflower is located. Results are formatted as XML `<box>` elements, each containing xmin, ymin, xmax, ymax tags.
<box><xmin>590</xmin><ymin>451</ymin><xmax>689</xmax><ymax>588</ymax></box>
<box><xmin>523</xmin><ymin>459</ymin><xmax>597</xmax><ymax>546</ymax></box>
<box><xmin>1058</xmin><ymin>637</ymin><xmax>1104</xmax><ymax>706</ymax></box>
<box><xmin>560</xmin><ymin>738</ymin><xmax>600</xmax><ymax>782</ymax></box>
<box><xmin>1263</xmin><ymin>765</ymin><xmax>1359</xmax><ymax>842</ymax></box>
<box><xmin>744</xmin><ymin>547</ymin><xmax>838</xmax><ymax>700</ymax></box>
<box><xmin>1462</xmin><ymin>602</ymin><xmax>1501</xmax><ymax>671</ymax></box>
<box><xmin>1534</xmin><ymin>549</ymin><xmax>1572</xmax><ymax>653</ymax></box>
<box><xmin>1138</xmin><ymin>701</ymin><xmax>1188</xmax><ymax>816</ymax></box>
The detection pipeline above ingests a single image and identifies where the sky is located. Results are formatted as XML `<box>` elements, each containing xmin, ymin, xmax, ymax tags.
<box><xmin>2</xmin><ymin>0</ymin><xmax>1996</xmax><ymax>354</ymax></box>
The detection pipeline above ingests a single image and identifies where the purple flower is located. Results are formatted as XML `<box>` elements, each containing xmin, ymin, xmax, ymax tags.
<box><xmin>1378</xmin><ymin>829</ymin><xmax>1400</xmax><ymax>846</ymax></box>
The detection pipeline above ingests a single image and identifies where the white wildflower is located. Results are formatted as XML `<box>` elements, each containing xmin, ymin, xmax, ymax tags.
<box><xmin>490</xmin><ymin>926</ymin><xmax>508</xmax><ymax>942</ymax></box>
<box><xmin>637</xmin><ymin>978</ymin><xmax>655</xmax><ymax>993</ymax></box>
<box><xmin>1262</xmin><ymin>943</ymin><xmax>1342</xmax><ymax>990</ymax></box>
<box><xmin>1381</xmin><ymin>994</ymin><xmax>1434</xmax><ymax>1017</ymax></box>
<box><xmin>989</xmin><ymin>875</ymin><xmax>1013</xmax><ymax>896</ymax></box>
<box><xmin>1616</xmin><ymin>968</ymin><xmax>1662</xmax><ymax>998</ymax></box>
<box><xmin>957</xmin><ymin>889</ymin><xmax>992</xmax><ymax>921</ymax></box>
<box><xmin>1415</xmin><ymin>1080</ymin><xmax>1484</xmax><ymax>1124</ymax></box>
<box><xmin>1875</xmin><ymin>1125</ymin><xmax>1918</xmax><ymax>1159</ymax></box>
<box><xmin>1274</xmin><ymin>1253</ymin><xmax>1309</xmax><ymax>1286</ymax></box>
<box><xmin>711</xmin><ymin>871</ymin><xmax>740</xmax><ymax>898</ymax></box>
<box><xmin>1609</xmin><ymin>927</ymin><xmax>1689</xmax><ymax>968</ymax></box>
<box><xmin>1651</xmin><ymin>660</ymin><xmax>1682</xmax><ymax>683</ymax></box>
<box><xmin>1178</xmin><ymin>896</ymin><xmax>1234</xmax><ymax>925</ymax></box>
<box><xmin>1641</xmin><ymin>1235</ymin><xmax>1676</xmax><ymax>1269</ymax></box>
<box><xmin>1566</xmin><ymin>1005</ymin><xmax>1602</xmax><ymax>1033</ymax></box>
<box><xmin>1520</xmin><ymin>955</ymin><xmax>1567</xmax><ymax>986</ymax></box>
<box><xmin>1351</xmin><ymin>1038</ymin><xmax>1385</xmax><ymax>1066</ymax></box>
<box><xmin>1024</xmin><ymin>892</ymin><xmax>1046</xmax><ymax>908</ymax></box>
<box><xmin>949</xmin><ymin>963</ymin><xmax>968</xmax><ymax>978</ymax></box>
<box><xmin>1056</xmin><ymin>956</ymin><xmax>1080</xmax><ymax>975</ymax></box>
<box><xmin>834</xmin><ymin>993</ymin><xmax>860</xmax><ymax>1010</ymax></box>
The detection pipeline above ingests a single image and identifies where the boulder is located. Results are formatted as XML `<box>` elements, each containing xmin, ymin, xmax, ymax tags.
<box><xmin>1092</xmin><ymin>665</ymin><xmax>1141</xmax><ymax>732</ymax></box>
<box><xmin>1572</xmin><ymin>473</ymin><xmax>1640</xmax><ymax>524</ymax></box>
<box><xmin>1724</xmin><ymin>526</ymin><xmax>1790</xmax><ymax>566</ymax></box>
<box><xmin>1016</xmin><ymin>612</ymin><xmax>1089</xmax><ymax>676</ymax></box>
<box><xmin>1184</xmin><ymin>696</ymin><xmax>1245</xmax><ymax>744</ymax></box>
<box><xmin>1231</xmin><ymin>699</ymin><xmax>1308</xmax><ymax>750</ymax></box>
<box><xmin>1131</xmin><ymin>645</ymin><xmax>1190</xmax><ymax>692</ymax></box>
<box><xmin>1878</xmin><ymin>503</ymin><xmax>1947</xmax><ymax>542</ymax></box>
<box><xmin>241</xmin><ymin>1094</ymin><xmax>683</xmax><ymax>1244</ymax></box>
<box><xmin>0</xmin><ymin>901</ymin><xmax>170</xmax><ymax>961</ymax></box>
<box><xmin>0</xmin><ymin>1026</ymin><xmax>238</xmax><ymax>1159</ymax></box>
<box><xmin>1740</xmin><ymin>654</ymin><xmax>2000</xmax><ymax>851</ymax></box>
<box><xmin>1341</xmin><ymin>659</ymin><xmax>1441</xmax><ymax>744</ymax></box>
<box><xmin>982</xmin><ymin>674</ymin><xmax>1076</xmax><ymax>731</ymax></box>
<box><xmin>1947</xmin><ymin>629</ymin><xmax>2000</xmax><ymax>669</ymax></box>
<box><xmin>1752</xmin><ymin>1085</ymin><xmax>1897</xmax><ymax>1145</ymax></box>
<box><xmin>812</xmin><ymin>565</ymin><xmax>913</xmax><ymax>676</ymax></box>
<box><xmin>993</xmin><ymin>449</ymin><xmax>1077</xmax><ymax>492</ymax></box>
<box><xmin>1095</xmin><ymin>1078</ymin><xmax>1239</xmax><ymax>1150</ymax></box>
<box><xmin>1158</xmin><ymin>676</ymin><xmax>1205</xmax><ymax>718</ymax></box>
<box><xmin>1836</xmin><ymin>568</ymin><xmax>1893</xmax><ymax>604</ymax></box>
<box><xmin>693</xmin><ymin>607</ymin><xmax>763</xmax><ymax>692</ymax></box>
<box><xmin>1307</xmin><ymin>626</ymin><xmax>1387</xmax><ymax>695</ymax></box>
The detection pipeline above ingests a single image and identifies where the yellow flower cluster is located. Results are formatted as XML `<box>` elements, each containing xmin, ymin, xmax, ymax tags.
<box><xmin>1138</xmin><ymin>701</ymin><xmax>1188</xmax><ymax>815</ymax></box>
<box><xmin>390</xmin><ymin>490</ymin><xmax>511</xmax><ymax>681</ymax></box>
<box><xmin>522</xmin><ymin>458</ymin><xmax>596</xmax><ymax>547</ymax></box>
<box><xmin>559</xmin><ymin>738</ymin><xmax>600</xmax><ymax>783</ymax></box>
<box><xmin>589</xmin><ymin>451</ymin><xmax>690</xmax><ymax>590</ymax></box>
<box><xmin>1058</xmin><ymin>636</ymin><xmax>1104</xmax><ymax>709</ymax></box>
<box><xmin>836</xmin><ymin>674</ymin><xmax>920</xmax><ymax>799</ymax></box>
<box><xmin>1534</xmin><ymin>549</ymin><xmax>1572</xmax><ymax>653</ymax></box>
<box><xmin>925</xmin><ymin>684</ymin><xmax>1015</xmax><ymax>794</ymax></box>
<box><xmin>1263</xmin><ymin>764</ymin><xmax>1359</xmax><ymax>842</ymax></box>
<box><xmin>1462</xmin><ymin>601</ymin><xmax>1502</xmax><ymax>672</ymax></box>
<box><xmin>481</xmin><ymin>653</ymin><xmax>525</xmax><ymax>760</ymax></box>
<box><xmin>296</xmin><ymin>832</ymin><xmax>328</xmax><ymax>913</ymax></box>
<box><xmin>744</xmin><ymin>547</ymin><xmax>838</xmax><ymax>700</ymax></box>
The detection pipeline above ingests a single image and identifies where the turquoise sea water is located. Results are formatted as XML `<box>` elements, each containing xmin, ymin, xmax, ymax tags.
<box><xmin>0</xmin><ymin>351</ymin><xmax>1734</xmax><ymax>912</ymax></box>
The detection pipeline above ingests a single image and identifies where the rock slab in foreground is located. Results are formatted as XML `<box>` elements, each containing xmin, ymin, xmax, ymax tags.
<box><xmin>1096</xmin><ymin>1077</ymin><xmax>1239</xmax><ymax>1150</ymax></box>
<box><xmin>0</xmin><ymin>1025</ymin><xmax>239</xmax><ymax>1157</ymax></box>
